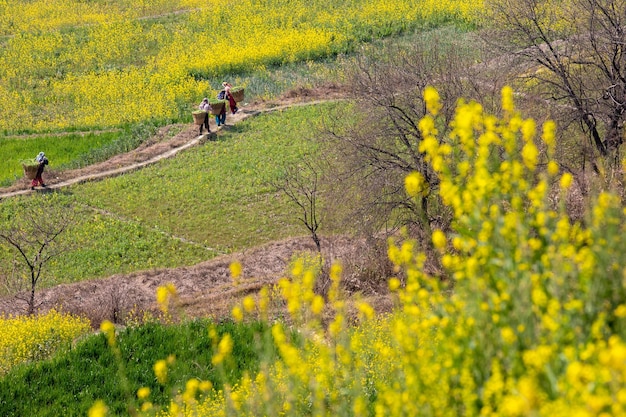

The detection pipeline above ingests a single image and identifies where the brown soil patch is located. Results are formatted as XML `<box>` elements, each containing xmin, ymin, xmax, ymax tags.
<box><xmin>0</xmin><ymin>235</ymin><xmax>394</xmax><ymax>327</ymax></box>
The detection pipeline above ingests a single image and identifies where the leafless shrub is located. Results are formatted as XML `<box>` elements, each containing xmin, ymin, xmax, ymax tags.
<box><xmin>482</xmin><ymin>0</ymin><xmax>626</xmax><ymax>161</ymax></box>
<box><xmin>59</xmin><ymin>285</ymin><xmax>153</xmax><ymax>329</ymax></box>
<box><xmin>321</xmin><ymin>29</ymin><xmax>497</xmax><ymax>245</ymax></box>
<box><xmin>339</xmin><ymin>236</ymin><xmax>394</xmax><ymax>296</ymax></box>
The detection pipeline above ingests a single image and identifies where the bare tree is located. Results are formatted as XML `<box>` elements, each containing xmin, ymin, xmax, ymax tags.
<box><xmin>483</xmin><ymin>0</ymin><xmax>626</xmax><ymax>159</ymax></box>
<box><xmin>322</xmin><ymin>29</ymin><xmax>493</xmax><ymax>242</ymax></box>
<box><xmin>0</xmin><ymin>195</ymin><xmax>74</xmax><ymax>315</ymax></box>
<box><xmin>273</xmin><ymin>158</ymin><xmax>337</xmax><ymax>295</ymax></box>
<box><xmin>275</xmin><ymin>159</ymin><xmax>323</xmax><ymax>253</ymax></box>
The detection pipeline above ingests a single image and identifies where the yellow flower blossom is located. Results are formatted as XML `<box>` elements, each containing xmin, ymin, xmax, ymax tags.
<box><xmin>521</xmin><ymin>141</ymin><xmax>538</xmax><ymax>171</ymax></box>
<box><xmin>137</xmin><ymin>387</ymin><xmax>150</xmax><ymax>400</ymax></box>
<box><xmin>88</xmin><ymin>400</ymin><xmax>108</xmax><ymax>417</ymax></box>
<box><xmin>199</xmin><ymin>380</ymin><xmax>212</xmax><ymax>392</ymax></box>
<box><xmin>212</xmin><ymin>334</ymin><xmax>233</xmax><ymax>365</ymax></box>
<box><xmin>0</xmin><ymin>310</ymin><xmax>90</xmax><ymax>375</ymax></box>
<box><xmin>432</xmin><ymin>229</ymin><xmax>447</xmax><ymax>250</ymax></box>
<box><xmin>100</xmin><ymin>320</ymin><xmax>116</xmax><ymax>347</ymax></box>
<box><xmin>232</xmin><ymin>305</ymin><xmax>244</xmax><ymax>322</ymax></box>
<box><xmin>357</xmin><ymin>302</ymin><xmax>375</xmax><ymax>320</ymax></box>
<box><xmin>311</xmin><ymin>295</ymin><xmax>325</xmax><ymax>315</ymax></box>
<box><xmin>542</xmin><ymin>120</ymin><xmax>556</xmax><ymax>151</ymax></box>
<box><xmin>501</xmin><ymin>327</ymin><xmax>517</xmax><ymax>345</ymax></box>
<box><xmin>424</xmin><ymin>86</ymin><xmax>442</xmax><ymax>115</ymax></box>
<box><xmin>154</xmin><ymin>359</ymin><xmax>168</xmax><ymax>385</ymax></box>
<box><xmin>501</xmin><ymin>85</ymin><xmax>515</xmax><ymax>114</ymax></box>
<box><xmin>242</xmin><ymin>296</ymin><xmax>255</xmax><ymax>313</ymax></box>
<box><xmin>405</xmin><ymin>171</ymin><xmax>427</xmax><ymax>197</ymax></box>
<box><xmin>156</xmin><ymin>283</ymin><xmax>177</xmax><ymax>313</ymax></box>
<box><xmin>560</xmin><ymin>172</ymin><xmax>573</xmax><ymax>190</ymax></box>
<box><xmin>229</xmin><ymin>261</ymin><xmax>242</xmax><ymax>280</ymax></box>
<box><xmin>521</xmin><ymin>118</ymin><xmax>536</xmax><ymax>142</ymax></box>
<box><xmin>615</xmin><ymin>305</ymin><xmax>626</xmax><ymax>318</ymax></box>
<box><xmin>547</xmin><ymin>160</ymin><xmax>559</xmax><ymax>176</ymax></box>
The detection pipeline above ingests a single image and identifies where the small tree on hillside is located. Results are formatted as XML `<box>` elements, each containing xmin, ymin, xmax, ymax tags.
<box><xmin>275</xmin><ymin>159</ymin><xmax>323</xmax><ymax>253</ymax></box>
<box><xmin>483</xmin><ymin>0</ymin><xmax>626</xmax><ymax>160</ymax></box>
<box><xmin>0</xmin><ymin>195</ymin><xmax>74</xmax><ymax>315</ymax></box>
<box><xmin>274</xmin><ymin>159</ymin><xmax>334</xmax><ymax>294</ymax></box>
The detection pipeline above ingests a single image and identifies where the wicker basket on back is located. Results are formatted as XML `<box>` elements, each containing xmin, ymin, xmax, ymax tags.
<box><xmin>22</xmin><ymin>161</ymin><xmax>39</xmax><ymax>180</ymax></box>
<box><xmin>231</xmin><ymin>87</ymin><xmax>244</xmax><ymax>103</ymax></box>
<box><xmin>192</xmin><ymin>111</ymin><xmax>207</xmax><ymax>126</ymax></box>
<box><xmin>209</xmin><ymin>100</ymin><xmax>225</xmax><ymax>115</ymax></box>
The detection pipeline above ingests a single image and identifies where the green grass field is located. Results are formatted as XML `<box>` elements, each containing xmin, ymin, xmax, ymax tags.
<box><xmin>1</xmin><ymin>130</ymin><xmax>124</xmax><ymax>186</ymax></box>
<box><xmin>0</xmin><ymin>318</ymin><xmax>272</xmax><ymax>417</ymax></box>
<box><xmin>0</xmin><ymin>102</ymin><xmax>342</xmax><ymax>288</ymax></box>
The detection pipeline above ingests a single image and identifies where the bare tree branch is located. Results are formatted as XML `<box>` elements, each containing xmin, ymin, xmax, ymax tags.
<box><xmin>483</xmin><ymin>0</ymin><xmax>626</xmax><ymax>157</ymax></box>
<box><xmin>273</xmin><ymin>158</ymin><xmax>323</xmax><ymax>253</ymax></box>
<box><xmin>0</xmin><ymin>195</ymin><xmax>74</xmax><ymax>314</ymax></box>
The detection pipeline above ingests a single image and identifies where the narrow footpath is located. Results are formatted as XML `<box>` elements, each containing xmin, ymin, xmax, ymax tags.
<box><xmin>0</xmin><ymin>95</ymin><xmax>339</xmax><ymax>200</ymax></box>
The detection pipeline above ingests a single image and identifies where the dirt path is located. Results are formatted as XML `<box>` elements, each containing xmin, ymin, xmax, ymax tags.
<box><xmin>0</xmin><ymin>86</ymin><xmax>346</xmax><ymax>199</ymax></box>
<box><xmin>0</xmin><ymin>125</ymin><xmax>205</xmax><ymax>199</ymax></box>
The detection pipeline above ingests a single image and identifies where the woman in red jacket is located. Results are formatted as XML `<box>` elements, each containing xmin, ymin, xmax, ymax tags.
<box><xmin>222</xmin><ymin>82</ymin><xmax>239</xmax><ymax>115</ymax></box>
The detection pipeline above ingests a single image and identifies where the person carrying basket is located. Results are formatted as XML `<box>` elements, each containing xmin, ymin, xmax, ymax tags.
<box><xmin>215</xmin><ymin>89</ymin><xmax>227</xmax><ymax>126</ymax></box>
<box><xmin>31</xmin><ymin>152</ymin><xmax>48</xmax><ymax>190</ymax></box>
<box><xmin>222</xmin><ymin>82</ymin><xmax>239</xmax><ymax>115</ymax></box>
<box><xmin>198</xmin><ymin>98</ymin><xmax>211</xmax><ymax>134</ymax></box>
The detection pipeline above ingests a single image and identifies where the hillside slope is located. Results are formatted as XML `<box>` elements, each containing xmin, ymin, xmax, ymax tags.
<box><xmin>0</xmin><ymin>85</ymin><xmax>392</xmax><ymax>324</ymax></box>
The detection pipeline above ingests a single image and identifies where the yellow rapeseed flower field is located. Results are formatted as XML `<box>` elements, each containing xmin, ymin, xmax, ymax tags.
<box><xmin>0</xmin><ymin>309</ymin><xmax>91</xmax><ymax>375</ymax></box>
<box><xmin>0</xmin><ymin>0</ymin><xmax>483</xmax><ymax>133</ymax></box>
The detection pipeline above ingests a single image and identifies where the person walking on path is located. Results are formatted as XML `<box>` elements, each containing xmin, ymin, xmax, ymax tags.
<box><xmin>222</xmin><ymin>82</ymin><xmax>238</xmax><ymax>115</ymax></box>
<box><xmin>215</xmin><ymin>89</ymin><xmax>227</xmax><ymax>127</ymax></box>
<box><xmin>31</xmin><ymin>152</ymin><xmax>48</xmax><ymax>190</ymax></box>
<box><xmin>198</xmin><ymin>98</ymin><xmax>211</xmax><ymax>134</ymax></box>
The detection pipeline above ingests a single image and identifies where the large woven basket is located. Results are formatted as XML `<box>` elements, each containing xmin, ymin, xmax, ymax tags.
<box><xmin>231</xmin><ymin>87</ymin><xmax>244</xmax><ymax>103</ymax></box>
<box><xmin>192</xmin><ymin>111</ymin><xmax>207</xmax><ymax>126</ymax></box>
<box><xmin>209</xmin><ymin>100</ymin><xmax>225</xmax><ymax>115</ymax></box>
<box><xmin>23</xmin><ymin>163</ymin><xmax>38</xmax><ymax>180</ymax></box>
